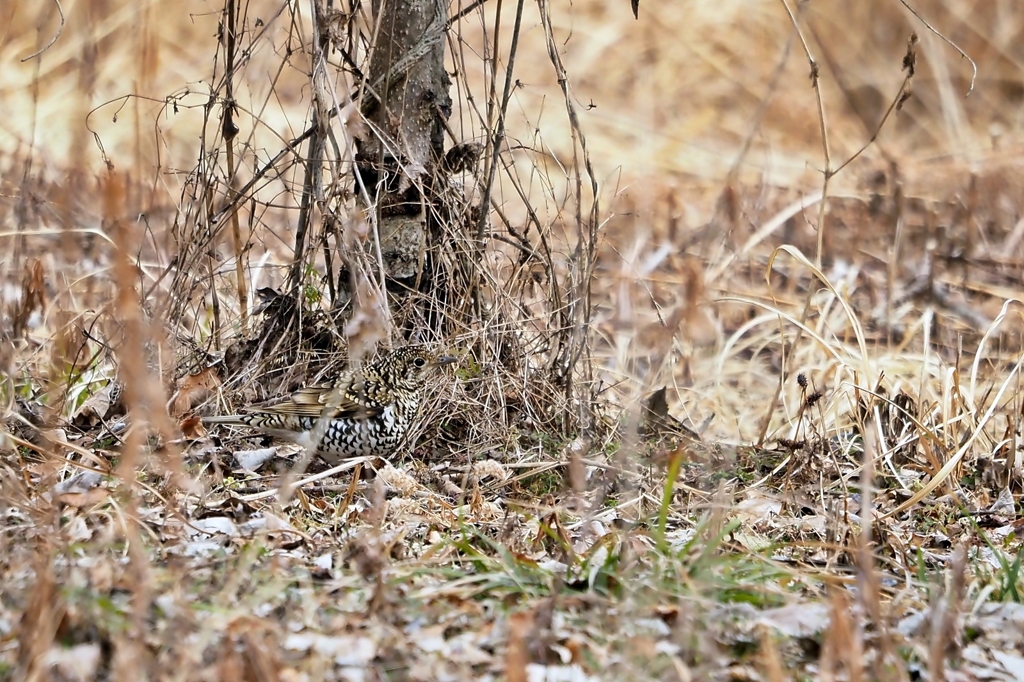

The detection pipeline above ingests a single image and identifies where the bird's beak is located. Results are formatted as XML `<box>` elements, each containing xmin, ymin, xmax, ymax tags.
<box><xmin>434</xmin><ymin>355</ymin><xmax>458</xmax><ymax>366</ymax></box>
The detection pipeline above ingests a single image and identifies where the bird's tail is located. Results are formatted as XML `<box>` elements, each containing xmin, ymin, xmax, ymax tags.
<box><xmin>204</xmin><ymin>413</ymin><xmax>316</xmax><ymax>451</ymax></box>
<box><xmin>203</xmin><ymin>412</ymin><xmax>306</xmax><ymax>432</ymax></box>
<box><xmin>201</xmin><ymin>415</ymin><xmax>248</xmax><ymax>427</ymax></box>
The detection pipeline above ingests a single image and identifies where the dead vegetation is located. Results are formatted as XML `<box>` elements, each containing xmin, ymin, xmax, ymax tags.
<box><xmin>5</xmin><ymin>0</ymin><xmax>1024</xmax><ymax>680</ymax></box>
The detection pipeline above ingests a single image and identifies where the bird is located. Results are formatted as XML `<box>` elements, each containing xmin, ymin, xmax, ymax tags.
<box><xmin>203</xmin><ymin>346</ymin><xmax>456</xmax><ymax>463</ymax></box>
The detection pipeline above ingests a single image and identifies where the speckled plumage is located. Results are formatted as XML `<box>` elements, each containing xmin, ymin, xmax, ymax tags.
<box><xmin>205</xmin><ymin>346</ymin><xmax>455</xmax><ymax>463</ymax></box>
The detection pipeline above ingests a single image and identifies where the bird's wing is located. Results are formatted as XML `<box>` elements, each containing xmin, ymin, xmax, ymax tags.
<box><xmin>242</xmin><ymin>378</ymin><xmax>383</xmax><ymax>420</ymax></box>
<box><xmin>329</xmin><ymin>374</ymin><xmax>386</xmax><ymax>420</ymax></box>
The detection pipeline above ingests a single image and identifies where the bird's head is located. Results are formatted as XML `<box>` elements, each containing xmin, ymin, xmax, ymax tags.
<box><xmin>384</xmin><ymin>346</ymin><xmax>457</xmax><ymax>389</ymax></box>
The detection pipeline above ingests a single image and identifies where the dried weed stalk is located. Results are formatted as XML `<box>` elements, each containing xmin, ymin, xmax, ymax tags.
<box><xmin>164</xmin><ymin>0</ymin><xmax>601</xmax><ymax>456</ymax></box>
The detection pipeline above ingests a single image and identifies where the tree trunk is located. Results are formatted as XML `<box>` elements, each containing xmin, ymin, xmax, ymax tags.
<box><xmin>356</xmin><ymin>0</ymin><xmax>451</xmax><ymax>286</ymax></box>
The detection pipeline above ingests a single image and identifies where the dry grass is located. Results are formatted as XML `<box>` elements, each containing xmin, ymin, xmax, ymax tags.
<box><xmin>5</xmin><ymin>0</ymin><xmax>1024</xmax><ymax>680</ymax></box>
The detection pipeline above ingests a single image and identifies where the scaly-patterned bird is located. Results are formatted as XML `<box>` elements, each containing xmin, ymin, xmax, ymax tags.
<box><xmin>204</xmin><ymin>346</ymin><xmax>455</xmax><ymax>463</ymax></box>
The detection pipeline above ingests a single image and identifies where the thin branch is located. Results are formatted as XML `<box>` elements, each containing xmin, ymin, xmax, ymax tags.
<box><xmin>899</xmin><ymin>0</ymin><xmax>977</xmax><ymax>96</ymax></box>
<box><xmin>449</xmin><ymin>0</ymin><xmax>492</xmax><ymax>27</ymax></box>
<box><xmin>777</xmin><ymin>0</ymin><xmax>831</xmax><ymax>265</ymax></box>
<box><xmin>21</xmin><ymin>0</ymin><xmax>65</xmax><ymax>62</ymax></box>
<box><xmin>477</xmin><ymin>0</ymin><xmax>526</xmax><ymax>244</ymax></box>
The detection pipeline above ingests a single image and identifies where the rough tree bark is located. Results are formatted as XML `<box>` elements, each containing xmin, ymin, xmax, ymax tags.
<box><xmin>356</xmin><ymin>0</ymin><xmax>451</xmax><ymax>288</ymax></box>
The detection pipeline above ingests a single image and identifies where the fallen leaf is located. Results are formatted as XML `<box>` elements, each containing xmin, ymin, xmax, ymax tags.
<box><xmin>179</xmin><ymin>414</ymin><xmax>207</xmax><ymax>440</ymax></box>
<box><xmin>73</xmin><ymin>383</ymin><xmax>116</xmax><ymax>427</ymax></box>
<box><xmin>51</xmin><ymin>471</ymin><xmax>108</xmax><ymax>507</ymax></box>
<box><xmin>43</xmin><ymin>643</ymin><xmax>101</xmax><ymax>682</ymax></box>
<box><xmin>170</xmin><ymin>367</ymin><xmax>222</xmax><ymax>417</ymax></box>
<box><xmin>188</xmin><ymin>516</ymin><xmax>239</xmax><ymax>537</ymax></box>
<box><xmin>756</xmin><ymin>602</ymin><xmax>831</xmax><ymax>639</ymax></box>
<box><xmin>233</xmin><ymin>446</ymin><xmax>278</xmax><ymax>471</ymax></box>
<box><xmin>526</xmin><ymin>664</ymin><xmax>597</xmax><ymax>682</ymax></box>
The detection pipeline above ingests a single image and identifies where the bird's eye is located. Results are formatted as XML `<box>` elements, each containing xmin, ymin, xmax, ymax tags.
<box><xmin>414</xmin><ymin>357</ymin><xmax>426</xmax><ymax>368</ymax></box>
